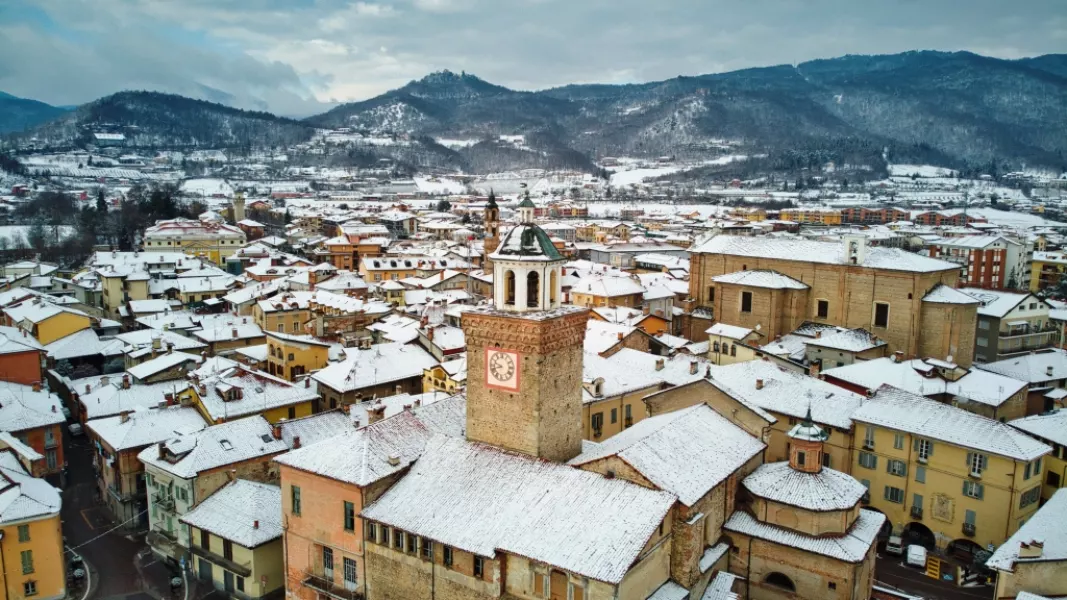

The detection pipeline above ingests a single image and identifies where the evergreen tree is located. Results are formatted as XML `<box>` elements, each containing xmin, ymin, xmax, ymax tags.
<box><xmin>96</xmin><ymin>189</ymin><xmax>108</xmax><ymax>213</ymax></box>
<box><xmin>436</xmin><ymin>199</ymin><xmax>453</xmax><ymax>212</ymax></box>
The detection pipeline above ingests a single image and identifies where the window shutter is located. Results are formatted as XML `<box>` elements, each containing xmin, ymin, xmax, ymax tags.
<box><xmin>929</xmin><ymin>442</ymin><xmax>933</xmax><ymax>456</ymax></box>
<box><xmin>980</xmin><ymin>455</ymin><xmax>988</xmax><ymax>470</ymax></box>
<box><xmin>977</xmin><ymin>483</ymin><xmax>984</xmax><ymax>500</ymax></box>
<box><xmin>963</xmin><ymin>481</ymin><xmax>969</xmax><ymax>495</ymax></box>
<box><xmin>913</xmin><ymin>438</ymin><xmax>919</xmax><ymax>452</ymax></box>
<box><xmin>883</xmin><ymin>486</ymin><xmax>890</xmax><ymax>500</ymax></box>
<box><xmin>966</xmin><ymin>452</ymin><xmax>973</xmax><ymax>467</ymax></box>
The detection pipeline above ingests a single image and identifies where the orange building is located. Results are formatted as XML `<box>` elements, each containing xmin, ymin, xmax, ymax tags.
<box><xmin>0</xmin><ymin>327</ymin><xmax>45</xmax><ymax>385</ymax></box>
<box><xmin>0</xmin><ymin>383</ymin><xmax>67</xmax><ymax>477</ymax></box>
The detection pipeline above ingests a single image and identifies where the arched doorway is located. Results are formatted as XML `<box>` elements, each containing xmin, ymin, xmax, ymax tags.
<box><xmin>947</xmin><ymin>538</ymin><xmax>985</xmax><ymax>562</ymax></box>
<box><xmin>504</xmin><ymin>270</ymin><xmax>516</xmax><ymax>305</ymax></box>
<box><xmin>527</xmin><ymin>272</ymin><xmax>540</xmax><ymax>308</ymax></box>
<box><xmin>902</xmin><ymin>521</ymin><xmax>936</xmax><ymax>551</ymax></box>
<box><xmin>763</xmin><ymin>572</ymin><xmax>796</xmax><ymax>592</ymax></box>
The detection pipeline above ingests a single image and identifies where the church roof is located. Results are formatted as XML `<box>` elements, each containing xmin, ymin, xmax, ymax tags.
<box><xmin>517</xmin><ymin>196</ymin><xmax>536</xmax><ymax>208</ymax></box>
<box><xmin>490</xmin><ymin>223</ymin><xmax>563</xmax><ymax>261</ymax></box>
<box><xmin>743</xmin><ymin>462</ymin><xmax>866</xmax><ymax>512</ymax></box>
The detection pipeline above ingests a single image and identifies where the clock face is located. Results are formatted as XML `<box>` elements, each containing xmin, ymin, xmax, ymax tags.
<box><xmin>485</xmin><ymin>347</ymin><xmax>520</xmax><ymax>392</ymax></box>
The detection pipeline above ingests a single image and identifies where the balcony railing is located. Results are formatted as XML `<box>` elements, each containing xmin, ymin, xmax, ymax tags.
<box><xmin>302</xmin><ymin>570</ymin><xmax>363</xmax><ymax>600</ymax></box>
<box><xmin>962</xmin><ymin>522</ymin><xmax>976</xmax><ymax>537</ymax></box>
<box><xmin>107</xmin><ymin>484</ymin><xmax>132</xmax><ymax>502</ymax></box>
<box><xmin>910</xmin><ymin>506</ymin><xmax>923</xmax><ymax>520</ymax></box>
<box><xmin>153</xmin><ymin>492</ymin><xmax>176</xmax><ymax>511</ymax></box>
<box><xmin>1000</xmin><ymin>324</ymin><xmax>1058</xmax><ymax>340</ymax></box>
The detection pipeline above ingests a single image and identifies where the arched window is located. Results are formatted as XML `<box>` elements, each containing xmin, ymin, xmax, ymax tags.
<box><xmin>269</xmin><ymin>345</ymin><xmax>276</xmax><ymax>357</ymax></box>
<box><xmin>527</xmin><ymin>272</ymin><xmax>540</xmax><ymax>308</ymax></box>
<box><xmin>504</xmin><ymin>270</ymin><xmax>516</xmax><ymax>305</ymax></box>
<box><xmin>764</xmin><ymin>572</ymin><xmax>796</xmax><ymax>592</ymax></box>
<box><xmin>549</xmin><ymin>269</ymin><xmax>558</xmax><ymax>304</ymax></box>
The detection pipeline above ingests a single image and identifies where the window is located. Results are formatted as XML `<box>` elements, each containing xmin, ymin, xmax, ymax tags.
<box><xmin>223</xmin><ymin>540</ymin><xmax>233</xmax><ymax>561</ymax></box>
<box><xmin>236</xmin><ymin>576</ymin><xmax>245</xmax><ymax>592</ymax></box>
<box><xmin>443</xmin><ymin>546</ymin><xmax>453</xmax><ymax>567</ymax></box>
<box><xmin>1048</xmin><ymin>471</ymin><xmax>1061</xmax><ymax>488</ymax></box>
<box><xmin>978</xmin><ymin>320</ymin><xmax>989</xmax><ymax>330</ymax></box>
<box><xmin>591</xmin><ymin>413</ymin><xmax>603</xmax><ymax>434</ymax></box>
<box><xmin>17</xmin><ymin>524</ymin><xmax>29</xmax><ymax>542</ymax></box>
<box><xmin>610</xmin><ymin>408</ymin><xmax>617</xmax><ymax>424</ymax></box>
<box><xmin>421</xmin><ymin>538</ymin><xmax>434</xmax><ymax>561</ymax></box>
<box><xmin>913</xmin><ymin>493</ymin><xmax>923</xmax><ymax>511</ymax></box>
<box><xmin>828</xmin><ymin>582</ymin><xmax>837</xmax><ymax>590</ymax></box>
<box><xmin>863</xmin><ymin>426</ymin><xmax>875</xmax><ymax>448</ymax></box>
<box><xmin>967</xmin><ymin>452</ymin><xmax>988</xmax><ymax>477</ymax></box>
<box><xmin>407</xmin><ymin>532</ymin><xmax>417</xmax><ymax>553</ymax></box>
<box><xmin>965</xmin><ymin>509</ymin><xmax>977</xmax><ymax>526</ymax></box>
<box><xmin>915</xmin><ymin>438</ymin><xmax>932</xmax><ymax>462</ymax></box>
<box><xmin>708</xmin><ymin>287</ymin><xmax>715</xmax><ymax>302</ymax></box>
<box><xmin>21</xmin><ymin>550</ymin><xmax>33</xmax><ymax>574</ymax></box>
<box><xmin>288</xmin><ymin>406</ymin><xmax>297</xmax><ymax>420</ymax></box>
<box><xmin>858</xmin><ymin>451</ymin><xmax>877</xmax><ymax>469</ymax></box>
<box><xmin>323</xmin><ymin>547</ymin><xmax>334</xmax><ymax>577</ymax></box>
<box><xmin>817</xmin><ymin>299</ymin><xmax>829</xmax><ymax>319</ymax></box>
<box><xmin>796</xmin><ymin>451</ymin><xmax>806</xmax><ymax>466</ymax></box>
<box><xmin>741</xmin><ymin>291</ymin><xmax>753</xmax><ymax>313</ymax></box>
<box><xmin>873</xmin><ymin>302</ymin><xmax>891</xmax><ymax>329</ymax></box>
<box><xmin>976</xmin><ymin>337</ymin><xmax>988</xmax><ymax>348</ymax></box>
<box><xmin>1025</xmin><ymin>462</ymin><xmax>1032</xmax><ymax>480</ymax></box>
<box><xmin>713</xmin><ymin>341</ymin><xmax>720</xmax><ymax>353</ymax></box>
<box><xmin>23</xmin><ymin>582</ymin><xmax>36</xmax><ymax>597</ymax></box>
<box><xmin>291</xmin><ymin>485</ymin><xmax>302</xmax><ymax>516</ymax></box>
<box><xmin>474</xmin><ymin>556</ymin><xmax>485</xmax><ymax>579</ymax></box>
<box><xmin>201</xmin><ymin>530</ymin><xmax>211</xmax><ymax>551</ymax></box>
<box><xmin>894</xmin><ymin>434</ymin><xmax>905</xmax><ymax>450</ymax></box>
<box><xmin>887</xmin><ymin>459</ymin><xmax>907</xmax><ymax>477</ymax></box>
<box><xmin>764</xmin><ymin>572</ymin><xmax>796</xmax><ymax>592</ymax></box>
<box><xmin>1020</xmin><ymin>486</ymin><xmax>1041</xmax><ymax>509</ymax></box>
<box><xmin>345</xmin><ymin>502</ymin><xmax>356</xmax><ymax>532</ymax></box>
<box><xmin>278</xmin><ymin>324</ymin><xmax>285</xmax><ymax>332</ymax></box>
<box><xmin>343</xmin><ymin>557</ymin><xmax>358</xmax><ymax>591</ymax></box>
<box><xmin>822</xmin><ymin>453</ymin><xmax>831</xmax><ymax>468</ymax></box>
<box><xmin>915</xmin><ymin>466</ymin><xmax>926</xmax><ymax>484</ymax></box>
<box><xmin>730</xmin><ymin>345</ymin><xmax>736</xmax><ymax>357</ymax></box>
<box><xmin>394</xmin><ymin>530</ymin><xmax>404</xmax><ymax>551</ymax></box>
<box><xmin>380</xmin><ymin>526</ymin><xmax>390</xmax><ymax>547</ymax></box>
<box><xmin>963</xmin><ymin>480</ymin><xmax>984</xmax><ymax>500</ymax></box>
<box><xmin>366</xmin><ymin>521</ymin><xmax>377</xmax><ymax>541</ymax></box>
<box><xmin>884</xmin><ymin>486</ymin><xmax>905</xmax><ymax>504</ymax></box>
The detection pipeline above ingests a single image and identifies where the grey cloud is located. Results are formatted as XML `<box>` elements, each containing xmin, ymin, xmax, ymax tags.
<box><xmin>2</xmin><ymin>0</ymin><xmax>1065</xmax><ymax>115</ymax></box>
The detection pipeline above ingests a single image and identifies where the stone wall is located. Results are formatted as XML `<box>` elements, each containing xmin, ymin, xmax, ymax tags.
<box><xmin>463</xmin><ymin>309</ymin><xmax>588</xmax><ymax>462</ymax></box>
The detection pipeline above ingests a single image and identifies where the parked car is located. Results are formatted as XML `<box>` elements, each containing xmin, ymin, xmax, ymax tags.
<box><xmin>906</xmin><ymin>544</ymin><xmax>928</xmax><ymax>568</ymax></box>
<box><xmin>886</xmin><ymin>536</ymin><xmax>904</xmax><ymax>556</ymax></box>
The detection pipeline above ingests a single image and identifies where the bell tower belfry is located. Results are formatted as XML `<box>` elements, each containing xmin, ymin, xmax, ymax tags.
<box><xmin>482</xmin><ymin>190</ymin><xmax>500</xmax><ymax>268</ymax></box>
<box><xmin>461</xmin><ymin>209</ymin><xmax>587</xmax><ymax>463</ymax></box>
<box><xmin>232</xmin><ymin>191</ymin><xmax>246</xmax><ymax>223</ymax></box>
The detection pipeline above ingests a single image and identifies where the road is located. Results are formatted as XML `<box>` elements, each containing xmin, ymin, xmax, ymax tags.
<box><xmin>876</xmin><ymin>555</ymin><xmax>993</xmax><ymax>600</ymax></box>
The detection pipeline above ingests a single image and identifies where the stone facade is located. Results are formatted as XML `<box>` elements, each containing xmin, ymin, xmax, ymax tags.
<box><xmin>463</xmin><ymin>308</ymin><xmax>588</xmax><ymax>463</ymax></box>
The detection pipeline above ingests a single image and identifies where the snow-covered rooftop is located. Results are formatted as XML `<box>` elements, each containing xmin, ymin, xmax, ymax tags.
<box><xmin>852</xmin><ymin>385</ymin><xmax>1051</xmax><ymax>461</ymax></box>
<box><xmin>986</xmin><ymin>488</ymin><xmax>1067</xmax><ymax>572</ymax></box>
<box><xmin>0</xmin><ymin>382</ymin><xmax>66</xmax><ymax>432</ymax></box>
<box><xmin>1009</xmin><ymin>409</ymin><xmax>1067</xmax><ymax>447</ymax></box>
<box><xmin>0</xmin><ymin>451</ymin><xmax>61</xmax><ymax>525</ymax></box>
<box><xmin>87</xmin><ymin>405</ymin><xmax>207</xmax><ymax>451</ymax></box>
<box><xmin>976</xmin><ymin>349</ymin><xmax>1067</xmax><ymax>385</ymax></box>
<box><xmin>743</xmin><ymin>462</ymin><xmax>866</xmax><ymax>512</ymax></box>
<box><xmin>804</xmin><ymin>328</ymin><xmax>885</xmax><ymax>353</ymax></box>
<box><xmin>139</xmin><ymin>415</ymin><xmax>287</xmax><ymax>479</ymax></box>
<box><xmin>712</xmin><ymin>270</ymin><xmax>809</xmax><ymax>290</ymax></box>
<box><xmin>181</xmin><ymin>480</ymin><xmax>281</xmax><ymax>548</ymax></box>
<box><xmin>724</xmin><ymin>509</ymin><xmax>885</xmax><ymax>563</ymax></box>
<box><xmin>691</xmin><ymin>235</ymin><xmax>960</xmax><ymax>273</ymax></box>
<box><xmin>823</xmin><ymin>357</ymin><xmax>1026</xmax><ymax>407</ymax></box>
<box><xmin>569</xmin><ymin>405</ymin><xmax>764</xmax><ymax>506</ymax></box>
<box><xmin>361</xmin><ymin>435</ymin><xmax>676</xmax><ymax>584</ymax></box>
<box><xmin>923</xmin><ymin>284</ymin><xmax>980</xmax><ymax>305</ymax></box>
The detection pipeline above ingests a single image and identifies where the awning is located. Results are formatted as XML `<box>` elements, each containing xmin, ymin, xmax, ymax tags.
<box><xmin>1007</xmin><ymin>320</ymin><xmax>1029</xmax><ymax>327</ymax></box>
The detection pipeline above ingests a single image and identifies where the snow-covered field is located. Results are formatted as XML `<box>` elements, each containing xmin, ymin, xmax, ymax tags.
<box><xmin>608</xmin><ymin>155</ymin><xmax>747</xmax><ymax>186</ymax></box>
<box><xmin>0</xmin><ymin>225</ymin><xmax>76</xmax><ymax>246</ymax></box>
<box><xmin>435</xmin><ymin>138</ymin><xmax>481</xmax><ymax>149</ymax></box>
<box><xmin>966</xmin><ymin>208</ymin><xmax>1066</xmax><ymax>228</ymax></box>
<box><xmin>181</xmin><ymin>178</ymin><xmax>234</xmax><ymax>197</ymax></box>
<box><xmin>414</xmin><ymin>176</ymin><xmax>468</xmax><ymax>195</ymax></box>
<box><xmin>888</xmin><ymin>164</ymin><xmax>957</xmax><ymax>178</ymax></box>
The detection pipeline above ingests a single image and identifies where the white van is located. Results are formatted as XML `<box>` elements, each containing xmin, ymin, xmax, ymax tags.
<box><xmin>906</xmin><ymin>544</ymin><xmax>928</xmax><ymax>568</ymax></box>
<box><xmin>885</xmin><ymin>536</ymin><xmax>904</xmax><ymax>556</ymax></box>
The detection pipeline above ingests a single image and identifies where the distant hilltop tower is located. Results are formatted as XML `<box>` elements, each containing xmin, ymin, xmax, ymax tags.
<box><xmin>232</xmin><ymin>191</ymin><xmax>246</xmax><ymax>223</ymax></box>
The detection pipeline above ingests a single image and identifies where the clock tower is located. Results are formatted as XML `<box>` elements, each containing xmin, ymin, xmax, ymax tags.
<box><xmin>462</xmin><ymin>212</ymin><xmax>587</xmax><ymax>463</ymax></box>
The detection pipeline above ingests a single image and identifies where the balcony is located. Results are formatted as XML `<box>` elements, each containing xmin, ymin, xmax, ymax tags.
<box><xmin>303</xmin><ymin>570</ymin><xmax>363</xmax><ymax>600</ymax></box>
<box><xmin>190</xmin><ymin>545</ymin><xmax>252</xmax><ymax>577</ymax></box>
<box><xmin>861</xmin><ymin>492</ymin><xmax>870</xmax><ymax>505</ymax></box>
<box><xmin>153</xmin><ymin>492</ymin><xmax>176</xmax><ymax>511</ymax></box>
<box><xmin>962</xmin><ymin>522</ymin><xmax>976</xmax><ymax>537</ymax></box>
<box><xmin>910</xmin><ymin>506</ymin><xmax>923</xmax><ymax>520</ymax></box>
<box><xmin>107</xmin><ymin>484</ymin><xmax>133</xmax><ymax>502</ymax></box>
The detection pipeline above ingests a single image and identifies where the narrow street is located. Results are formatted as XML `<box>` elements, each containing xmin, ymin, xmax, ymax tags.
<box><xmin>876</xmin><ymin>555</ymin><xmax>993</xmax><ymax>600</ymax></box>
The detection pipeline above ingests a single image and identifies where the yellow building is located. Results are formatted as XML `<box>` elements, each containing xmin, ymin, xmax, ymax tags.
<box><xmin>985</xmin><ymin>488</ymin><xmax>1067</xmax><ymax>600</ymax></box>
<box><xmin>421</xmin><ymin>358</ymin><xmax>466</xmax><ymax>395</ymax></box>
<box><xmin>850</xmin><ymin>385</ymin><xmax>1050</xmax><ymax>552</ymax></box>
<box><xmin>143</xmin><ymin>218</ymin><xmax>246</xmax><ymax>266</ymax></box>
<box><xmin>705</xmin><ymin>323</ymin><xmax>761</xmax><ymax>365</ymax></box>
<box><xmin>1009</xmin><ymin>410</ymin><xmax>1067</xmax><ymax>502</ymax></box>
<box><xmin>0</xmin><ymin>449</ymin><xmax>65</xmax><ymax>600</ymax></box>
<box><xmin>266</xmin><ymin>331</ymin><xmax>330</xmax><ymax>382</ymax></box>
<box><xmin>1030</xmin><ymin>251</ymin><xmax>1067</xmax><ymax>292</ymax></box>
<box><xmin>253</xmin><ymin>295</ymin><xmax>311</xmax><ymax>335</ymax></box>
<box><xmin>778</xmin><ymin>207</ymin><xmax>843</xmax><ymax>225</ymax></box>
<box><xmin>182</xmin><ymin>480</ymin><xmax>284</xmax><ymax>598</ymax></box>
<box><xmin>187</xmin><ymin>366</ymin><xmax>318</xmax><ymax>424</ymax></box>
<box><xmin>4</xmin><ymin>299</ymin><xmax>91</xmax><ymax>345</ymax></box>
<box><xmin>99</xmin><ymin>270</ymin><xmax>150</xmax><ymax>318</ymax></box>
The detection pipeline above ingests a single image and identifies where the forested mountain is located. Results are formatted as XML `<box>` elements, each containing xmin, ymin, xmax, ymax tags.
<box><xmin>7</xmin><ymin>52</ymin><xmax>1067</xmax><ymax>173</ymax></box>
<box><xmin>311</xmin><ymin>52</ymin><xmax>1067</xmax><ymax>171</ymax></box>
<box><xmin>5</xmin><ymin>91</ymin><xmax>315</xmax><ymax>149</ymax></box>
<box><xmin>0</xmin><ymin>92</ymin><xmax>71</xmax><ymax>134</ymax></box>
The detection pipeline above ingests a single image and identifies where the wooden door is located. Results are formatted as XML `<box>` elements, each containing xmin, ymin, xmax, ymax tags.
<box><xmin>550</xmin><ymin>570</ymin><xmax>568</xmax><ymax>600</ymax></box>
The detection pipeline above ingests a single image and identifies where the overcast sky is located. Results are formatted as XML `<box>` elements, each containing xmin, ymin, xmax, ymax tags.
<box><xmin>1</xmin><ymin>0</ymin><xmax>1065</xmax><ymax>116</ymax></box>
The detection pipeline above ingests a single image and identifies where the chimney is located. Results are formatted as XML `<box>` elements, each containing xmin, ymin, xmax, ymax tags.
<box><xmin>226</xmin><ymin>469</ymin><xmax>236</xmax><ymax>482</ymax></box>
<box><xmin>655</xmin><ymin>358</ymin><xmax>665</xmax><ymax>371</ymax></box>
<box><xmin>253</xmin><ymin>520</ymin><xmax>259</xmax><ymax>529</ymax></box>
<box><xmin>119</xmin><ymin>410</ymin><xmax>131</xmax><ymax>423</ymax></box>
<box><xmin>387</xmin><ymin>455</ymin><xmax>400</xmax><ymax>467</ymax></box>
<box><xmin>122</xmin><ymin>374</ymin><xmax>131</xmax><ymax>389</ymax></box>
<box><xmin>167</xmin><ymin>342</ymin><xmax>174</xmax><ymax>354</ymax></box>
<box><xmin>32</xmin><ymin>381</ymin><xmax>41</xmax><ymax>393</ymax></box>
<box><xmin>643</xmin><ymin>305</ymin><xmax>650</xmax><ymax>315</ymax></box>
<box><xmin>304</xmin><ymin>378</ymin><xmax>311</xmax><ymax>388</ymax></box>
<box><xmin>272</xmin><ymin>423</ymin><xmax>282</xmax><ymax>440</ymax></box>
<box><xmin>164</xmin><ymin>392</ymin><xmax>174</xmax><ymax>405</ymax></box>
<box><xmin>617</xmin><ymin>332</ymin><xmax>624</xmax><ymax>341</ymax></box>
<box><xmin>292</xmin><ymin>436</ymin><xmax>301</xmax><ymax>449</ymax></box>
<box><xmin>893</xmin><ymin>351</ymin><xmax>904</xmax><ymax>363</ymax></box>
<box><xmin>1047</xmin><ymin>366</ymin><xmax>1054</xmax><ymax>377</ymax></box>
<box><xmin>1019</xmin><ymin>540</ymin><xmax>1044</xmax><ymax>559</ymax></box>
<box><xmin>815</xmin><ymin>330</ymin><xmax>822</xmax><ymax>339</ymax></box>
<box><xmin>232</xmin><ymin>328</ymin><xmax>238</xmax><ymax>339</ymax></box>
<box><xmin>86</xmin><ymin>384</ymin><xmax>91</xmax><ymax>394</ymax></box>
<box><xmin>395</xmin><ymin>384</ymin><xmax>403</xmax><ymax>395</ymax></box>
<box><xmin>689</xmin><ymin>360</ymin><xmax>699</xmax><ymax>375</ymax></box>
<box><xmin>368</xmin><ymin>403</ymin><xmax>386</xmax><ymax>424</ymax></box>
<box><xmin>51</xmin><ymin>405</ymin><xmax>56</xmax><ymax>413</ymax></box>
<box><xmin>413</xmin><ymin>398</ymin><xmax>422</xmax><ymax>408</ymax></box>
<box><xmin>755</xmin><ymin>379</ymin><xmax>764</xmax><ymax>390</ymax></box>
<box><xmin>352</xmin><ymin>418</ymin><xmax>362</xmax><ymax>428</ymax></box>
<box><xmin>152</xmin><ymin>335</ymin><xmax>162</xmax><ymax>351</ymax></box>
<box><xmin>403</xmin><ymin>403</ymin><xmax>412</xmax><ymax>412</ymax></box>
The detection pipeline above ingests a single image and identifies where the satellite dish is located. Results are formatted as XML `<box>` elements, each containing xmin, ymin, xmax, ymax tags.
<box><xmin>946</xmin><ymin>355</ymin><xmax>954</xmax><ymax>363</ymax></box>
<box><xmin>755</xmin><ymin>324</ymin><xmax>762</xmax><ymax>331</ymax></box>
